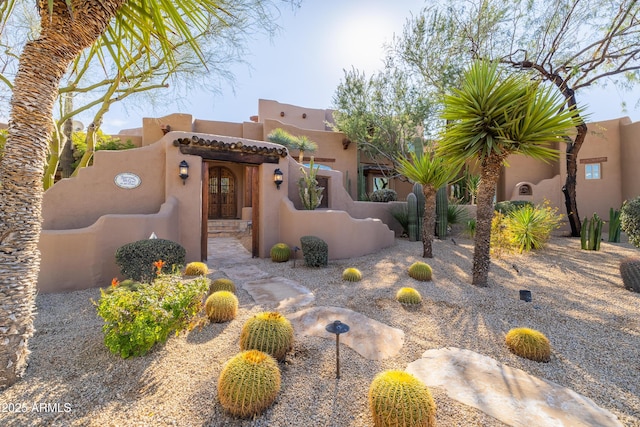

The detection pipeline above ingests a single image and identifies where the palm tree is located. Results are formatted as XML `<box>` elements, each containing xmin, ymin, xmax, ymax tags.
<box><xmin>437</xmin><ymin>60</ymin><xmax>580</xmax><ymax>287</ymax></box>
<box><xmin>396</xmin><ymin>151</ymin><xmax>462</xmax><ymax>258</ymax></box>
<box><xmin>0</xmin><ymin>0</ymin><xmax>240</xmax><ymax>389</ymax></box>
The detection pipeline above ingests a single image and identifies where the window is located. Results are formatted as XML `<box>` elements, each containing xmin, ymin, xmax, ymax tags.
<box><xmin>373</xmin><ymin>177</ymin><xmax>389</xmax><ymax>190</ymax></box>
<box><xmin>585</xmin><ymin>163</ymin><xmax>601</xmax><ymax>180</ymax></box>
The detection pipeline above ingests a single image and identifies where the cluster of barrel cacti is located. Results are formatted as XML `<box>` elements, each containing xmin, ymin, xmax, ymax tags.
<box><xmin>581</xmin><ymin>213</ymin><xmax>603</xmax><ymax>250</ymax></box>
<box><xmin>505</xmin><ymin>327</ymin><xmax>551</xmax><ymax>362</ymax></box>
<box><xmin>369</xmin><ymin>370</ymin><xmax>437</xmax><ymax>427</ymax></box>
<box><xmin>620</xmin><ymin>257</ymin><xmax>640</xmax><ymax>293</ymax></box>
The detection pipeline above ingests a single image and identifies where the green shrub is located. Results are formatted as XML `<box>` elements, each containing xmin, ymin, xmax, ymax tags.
<box><xmin>620</xmin><ymin>257</ymin><xmax>640</xmax><ymax>292</ymax></box>
<box><xmin>115</xmin><ymin>238</ymin><xmax>185</xmax><ymax>282</ymax></box>
<box><xmin>369</xmin><ymin>189</ymin><xmax>397</xmax><ymax>202</ymax></box>
<box><xmin>218</xmin><ymin>350</ymin><xmax>281</xmax><ymax>418</ymax></box>
<box><xmin>184</xmin><ymin>261</ymin><xmax>208</xmax><ymax>276</ymax></box>
<box><xmin>205</xmin><ymin>291</ymin><xmax>238</xmax><ymax>323</ymax></box>
<box><xmin>94</xmin><ymin>276</ymin><xmax>208</xmax><ymax>358</ymax></box>
<box><xmin>270</xmin><ymin>243</ymin><xmax>291</xmax><ymax>262</ymax></box>
<box><xmin>447</xmin><ymin>204</ymin><xmax>469</xmax><ymax>225</ymax></box>
<box><xmin>494</xmin><ymin>200</ymin><xmax>534</xmax><ymax>214</ymax></box>
<box><xmin>396</xmin><ymin>287</ymin><xmax>422</xmax><ymax>304</ymax></box>
<box><xmin>342</xmin><ymin>267</ymin><xmax>362</xmax><ymax>282</ymax></box>
<box><xmin>390</xmin><ymin>204</ymin><xmax>409</xmax><ymax>236</ymax></box>
<box><xmin>300</xmin><ymin>235</ymin><xmax>328</xmax><ymax>267</ymax></box>
<box><xmin>369</xmin><ymin>370</ymin><xmax>436</xmax><ymax>427</ymax></box>
<box><xmin>505</xmin><ymin>327</ymin><xmax>551</xmax><ymax>362</ymax></box>
<box><xmin>621</xmin><ymin>196</ymin><xmax>640</xmax><ymax>247</ymax></box>
<box><xmin>506</xmin><ymin>203</ymin><xmax>561</xmax><ymax>252</ymax></box>
<box><xmin>240</xmin><ymin>312</ymin><xmax>294</xmax><ymax>361</ymax></box>
<box><xmin>408</xmin><ymin>261</ymin><xmax>432</xmax><ymax>281</ymax></box>
<box><xmin>209</xmin><ymin>278</ymin><xmax>236</xmax><ymax>295</ymax></box>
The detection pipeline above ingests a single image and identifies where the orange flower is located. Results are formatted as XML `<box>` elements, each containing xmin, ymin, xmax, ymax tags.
<box><xmin>153</xmin><ymin>260</ymin><xmax>165</xmax><ymax>275</ymax></box>
<box><xmin>111</xmin><ymin>278</ymin><xmax>120</xmax><ymax>287</ymax></box>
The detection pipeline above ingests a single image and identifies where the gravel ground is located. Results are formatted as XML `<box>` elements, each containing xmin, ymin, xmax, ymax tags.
<box><xmin>1</xmin><ymin>235</ymin><xmax>639</xmax><ymax>427</ymax></box>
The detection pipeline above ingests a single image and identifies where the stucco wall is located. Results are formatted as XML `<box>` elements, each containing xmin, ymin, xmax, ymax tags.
<box><xmin>259</xmin><ymin>99</ymin><xmax>329</xmax><ymax>131</ymax></box>
<box><xmin>142</xmin><ymin>113</ymin><xmax>194</xmax><ymax>146</ymax></box>
<box><xmin>620</xmin><ymin>119</ymin><xmax>640</xmax><ymax>201</ymax></box>
<box><xmin>38</xmin><ymin>197</ymin><xmax>181</xmax><ymax>293</ymax></box>
<box><xmin>193</xmin><ymin>119</ymin><xmax>243</xmax><ymax>137</ymax></box>
<box><xmin>43</xmin><ymin>143</ymin><xmax>166</xmax><ymax>230</ymax></box>
<box><xmin>278</xmin><ymin>198</ymin><xmax>395</xmax><ymax>260</ymax></box>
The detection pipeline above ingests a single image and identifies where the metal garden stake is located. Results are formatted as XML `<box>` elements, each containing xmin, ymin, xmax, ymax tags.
<box><xmin>325</xmin><ymin>320</ymin><xmax>350</xmax><ymax>379</ymax></box>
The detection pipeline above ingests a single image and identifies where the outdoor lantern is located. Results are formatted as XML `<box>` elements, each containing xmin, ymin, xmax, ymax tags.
<box><xmin>325</xmin><ymin>320</ymin><xmax>350</xmax><ymax>379</ymax></box>
<box><xmin>273</xmin><ymin>168</ymin><xmax>284</xmax><ymax>190</ymax></box>
<box><xmin>179</xmin><ymin>160</ymin><xmax>189</xmax><ymax>185</ymax></box>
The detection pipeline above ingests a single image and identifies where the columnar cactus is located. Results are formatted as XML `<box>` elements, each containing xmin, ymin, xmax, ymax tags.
<box><xmin>413</xmin><ymin>182</ymin><xmax>425</xmax><ymax>239</ymax></box>
<box><xmin>217</xmin><ymin>350</ymin><xmax>281</xmax><ymax>418</ymax></box>
<box><xmin>369</xmin><ymin>370</ymin><xmax>436</xmax><ymax>427</ymax></box>
<box><xmin>608</xmin><ymin>207</ymin><xmax>621</xmax><ymax>243</ymax></box>
<box><xmin>407</xmin><ymin>193</ymin><xmax>418</xmax><ymax>242</ymax></box>
<box><xmin>435</xmin><ymin>185</ymin><xmax>448</xmax><ymax>239</ymax></box>
<box><xmin>581</xmin><ymin>213</ymin><xmax>603</xmax><ymax>250</ymax></box>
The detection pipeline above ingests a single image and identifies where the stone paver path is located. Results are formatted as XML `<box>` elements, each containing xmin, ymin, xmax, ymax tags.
<box><xmin>406</xmin><ymin>347</ymin><xmax>623</xmax><ymax>427</ymax></box>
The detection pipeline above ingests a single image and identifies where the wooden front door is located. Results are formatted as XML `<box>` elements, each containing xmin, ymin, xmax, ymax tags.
<box><xmin>208</xmin><ymin>166</ymin><xmax>236</xmax><ymax>219</ymax></box>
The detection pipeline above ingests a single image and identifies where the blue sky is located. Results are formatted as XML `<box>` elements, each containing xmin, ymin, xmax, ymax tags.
<box><xmin>101</xmin><ymin>0</ymin><xmax>640</xmax><ymax>133</ymax></box>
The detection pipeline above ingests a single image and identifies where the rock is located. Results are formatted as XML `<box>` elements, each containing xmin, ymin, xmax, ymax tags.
<box><xmin>406</xmin><ymin>347</ymin><xmax>623</xmax><ymax>427</ymax></box>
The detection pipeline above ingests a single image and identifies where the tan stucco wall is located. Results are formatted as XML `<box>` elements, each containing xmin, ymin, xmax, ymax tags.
<box><xmin>279</xmin><ymin>198</ymin><xmax>395</xmax><ymax>260</ymax></box>
<box><xmin>259</xmin><ymin>99</ymin><xmax>330</xmax><ymax>131</ymax></box>
<box><xmin>142</xmin><ymin>113</ymin><xmax>194</xmax><ymax>146</ymax></box>
<box><xmin>620</xmin><ymin>119</ymin><xmax>640</xmax><ymax>201</ymax></box>
<box><xmin>193</xmin><ymin>119</ymin><xmax>243</xmax><ymax>137</ymax></box>
<box><xmin>502</xmin><ymin>153</ymin><xmax>557</xmax><ymax>201</ymax></box>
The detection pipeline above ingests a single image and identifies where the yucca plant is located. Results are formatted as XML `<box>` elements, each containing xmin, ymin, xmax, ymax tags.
<box><xmin>506</xmin><ymin>203</ymin><xmax>561</xmax><ymax>253</ymax></box>
<box><xmin>438</xmin><ymin>59</ymin><xmax>581</xmax><ymax>286</ymax></box>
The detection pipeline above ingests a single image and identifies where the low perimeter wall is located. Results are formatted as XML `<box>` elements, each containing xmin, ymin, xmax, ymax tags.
<box><xmin>37</xmin><ymin>197</ymin><xmax>180</xmax><ymax>293</ymax></box>
<box><xmin>278</xmin><ymin>198</ymin><xmax>395</xmax><ymax>259</ymax></box>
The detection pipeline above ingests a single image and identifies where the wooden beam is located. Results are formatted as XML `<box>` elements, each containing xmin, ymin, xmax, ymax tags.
<box><xmin>178</xmin><ymin>146</ymin><xmax>281</xmax><ymax>164</ymax></box>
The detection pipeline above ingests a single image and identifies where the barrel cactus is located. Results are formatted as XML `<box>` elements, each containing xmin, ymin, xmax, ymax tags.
<box><xmin>342</xmin><ymin>267</ymin><xmax>362</xmax><ymax>282</ymax></box>
<box><xmin>217</xmin><ymin>350</ymin><xmax>281</xmax><ymax>418</ymax></box>
<box><xmin>209</xmin><ymin>278</ymin><xmax>236</xmax><ymax>295</ymax></box>
<box><xmin>240</xmin><ymin>312</ymin><xmax>294</xmax><ymax>361</ymax></box>
<box><xmin>396</xmin><ymin>287</ymin><xmax>422</xmax><ymax>305</ymax></box>
<box><xmin>270</xmin><ymin>243</ymin><xmax>291</xmax><ymax>262</ymax></box>
<box><xmin>184</xmin><ymin>261</ymin><xmax>209</xmax><ymax>276</ymax></box>
<box><xmin>205</xmin><ymin>291</ymin><xmax>238</xmax><ymax>323</ymax></box>
<box><xmin>408</xmin><ymin>261</ymin><xmax>432</xmax><ymax>281</ymax></box>
<box><xmin>369</xmin><ymin>370</ymin><xmax>436</xmax><ymax>427</ymax></box>
<box><xmin>620</xmin><ymin>257</ymin><xmax>640</xmax><ymax>292</ymax></box>
<box><xmin>505</xmin><ymin>327</ymin><xmax>551</xmax><ymax>362</ymax></box>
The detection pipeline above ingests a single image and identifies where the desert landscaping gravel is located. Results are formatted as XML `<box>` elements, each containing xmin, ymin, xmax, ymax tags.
<box><xmin>0</xmin><ymin>235</ymin><xmax>639</xmax><ymax>426</ymax></box>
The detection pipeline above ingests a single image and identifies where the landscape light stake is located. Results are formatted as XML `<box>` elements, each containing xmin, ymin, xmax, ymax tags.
<box><xmin>325</xmin><ymin>320</ymin><xmax>350</xmax><ymax>379</ymax></box>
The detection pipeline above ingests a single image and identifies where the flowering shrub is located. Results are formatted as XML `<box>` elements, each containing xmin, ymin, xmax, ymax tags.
<box><xmin>95</xmin><ymin>274</ymin><xmax>208</xmax><ymax>358</ymax></box>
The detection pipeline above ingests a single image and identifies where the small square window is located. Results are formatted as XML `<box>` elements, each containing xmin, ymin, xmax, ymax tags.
<box><xmin>585</xmin><ymin>163</ymin><xmax>601</xmax><ymax>180</ymax></box>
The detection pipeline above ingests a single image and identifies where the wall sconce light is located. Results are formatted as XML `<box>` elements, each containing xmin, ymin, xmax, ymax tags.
<box><xmin>179</xmin><ymin>160</ymin><xmax>189</xmax><ymax>185</ymax></box>
<box><xmin>273</xmin><ymin>168</ymin><xmax>284</xmax><ymax>190</ymax></box>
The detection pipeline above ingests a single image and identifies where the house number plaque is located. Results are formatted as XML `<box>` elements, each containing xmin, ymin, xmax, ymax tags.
<box><xmin>114</xmin><ymin>172</ymin><xmax>141</xmax><ymax>189</ymax></box>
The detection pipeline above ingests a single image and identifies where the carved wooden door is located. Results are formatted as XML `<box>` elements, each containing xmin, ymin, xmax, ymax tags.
<box><xmin>208</xmin><ymin>166</ymin><xmax>236</xmax><ymax>219</ymax></box>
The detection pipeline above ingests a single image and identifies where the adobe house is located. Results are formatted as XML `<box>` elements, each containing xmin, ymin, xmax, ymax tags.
<box><xmin>34</xmin><ymin>100</ymin><xmax>640</xmax><ymax>292</ymax></box>
<box><xmin>37</xmin><ymin>100</ymin><xmax>398</xmax><ymax>293</ymax></box>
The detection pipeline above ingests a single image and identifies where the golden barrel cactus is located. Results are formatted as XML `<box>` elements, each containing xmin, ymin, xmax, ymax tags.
<box><xmin>270</xmin><ymin>243</ymin><xmax>291</xmax><ymax>262</ymax></box>
<box><xmin>184</xmin><ymin>261</ymin><xmax>209</xmax><ymax>276</ymax></box>
<box><xmin>217</xmin><ymin>350</ymin><xmax>281</xmax><ymax>418</ymax></box>
<box><xmin>240</xmin><ymin>312</ymin><xmax>294</xmax><ymax>361</ymax></box>
<box><xmin>369</xmin><ymin>370</ymin><xmax>436</xmax><ymax>427</ymax></box>
<box><xmin>505</xmin><ymin>327</ymin><xmax>551</xmax><ymax>362</ymax></box>
<box><xmin>396</xmin><ymin>287</ymin><xmax>422</xmax><ymax>305</ymax></box>
<box><xmin>205</xmin><ymin>291</ymin><xmax>238</xmax><ymax>323</ymax></box>
<box><xmin>408</xmin><ymin>262</ymin><xmax>432</xmax><ymax>281</ymax></box>
<box><xmin>342</xmin><ymin>267</ymin><xmax>362</xmax><ymax>282</ymax></box>
<box><xmin>209</xmin><ymin>278</ymin><xmax>236</xmax><ymax>295</ymax></box>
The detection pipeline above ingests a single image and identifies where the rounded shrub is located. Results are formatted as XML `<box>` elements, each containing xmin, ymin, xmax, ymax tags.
<box><xmin>115</xmin><ymin>238</ymin><xmax>185</xmax><ymax>282</ymax></box>
<box><xmin>408</xmin><ymin>262</ymin><xmax>432</xmax><ymax>281</ymax></box>
<box><xmin>369</xmin><ymin>370</ymin><xmax>436</xmax><ymax>427</ymax></box>
<box><xmin>218</xmin><ymin>350</ymin><xmax>281</xmax><ymax>418</ymax></box>
<box><xmin>205</xmin><ymin>291</ymin><xmax>238</xmax><ymax>323</ymax></box>
<box><xmin>369</xmin><ymin>188</ymin><xmax>398</xmax><ymax>203</ymax></box>
<box><xmin>300</xmin><ymin>235</ymin><xmax>328</xmax><ymax>267</ymax></box>
<box><xmin>209</xmin><ymin>278</ymin><xmax>236</xmax><ymax>295</ymax></box>
<box><xmin>396</xmin><ymin>287</ymin><xmax>422</xmax><ymax>305</ymax></box>
<box><xmin>621</xmin><ymin>196</ymin><xmax>640</xmax><ymax>247</ymax></box>
<box><xmin>184</xmin><ymin>261</ymin><xmax>209</xmax><ymax>276</ymax></box>
<box><xmin>240</xmin><ymin>312</ymin><xmax>294</xmax><ymax>361</ymax></box>
<box><xmin>270</xmin><ymin>243</ymin><xmax>291</xmax><ymax>262</ymax></box>
<box><xmin>342</xmin><ymin>267</ymin><xmax>362</xmax><ymax>282</ymax></box>
<box><xmin>505</xmin><ymin>327</ymin><xmax>551</xmax><ymax>362</ymax></box>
